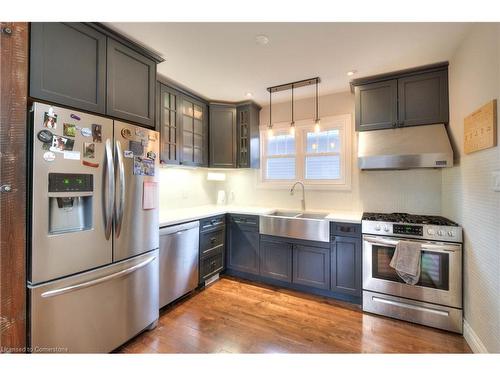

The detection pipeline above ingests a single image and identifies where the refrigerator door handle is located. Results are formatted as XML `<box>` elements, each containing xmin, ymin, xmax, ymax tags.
<box><xmin>40</xmin><ymin>255</ymin><xmax>157</xmax><ymax>298</ymax></box>
<box><xmin>104</xmin><ymin>139</ymin><xmax>115</xmax><ymax>240</ymax></box>
<box><xmin>115</xmin><ymin>140</ymin><xmax>125</xmax><ymax>238</ymax></box>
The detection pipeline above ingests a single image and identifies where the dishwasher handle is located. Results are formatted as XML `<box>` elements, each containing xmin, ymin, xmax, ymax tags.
<box><xmin>160</xmin><ymin>221</ymin><xmax>199</xmax><ymax>236</ymax></box>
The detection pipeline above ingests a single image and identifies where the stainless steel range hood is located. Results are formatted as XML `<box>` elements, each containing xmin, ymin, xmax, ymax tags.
<box><xmin>358</xmin><ymin>124</ymin><xmax>453</xmax><ymax>170</ymax></box>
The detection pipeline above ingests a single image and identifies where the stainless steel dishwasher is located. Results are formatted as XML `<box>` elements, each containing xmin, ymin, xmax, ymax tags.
<box><xmin>159</xmin><ymin>221</ymin><xmax>199</xmax><ymax>308</ymax></box>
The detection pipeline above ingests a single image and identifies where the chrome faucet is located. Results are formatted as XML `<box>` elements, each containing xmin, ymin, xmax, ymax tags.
<box><xmin>290</xmin><ymin>181</ymin><xmax>306</xmax><ymax>211</ymax></box>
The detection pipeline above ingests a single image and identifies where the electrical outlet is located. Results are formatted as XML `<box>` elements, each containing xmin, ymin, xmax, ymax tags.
<box><xmin>493</xmin><ymin>171</ymin><xmax>500</xmax><ymax>192</ymax></box>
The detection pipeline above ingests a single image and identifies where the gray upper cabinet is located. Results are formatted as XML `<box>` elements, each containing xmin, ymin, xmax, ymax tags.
<box><xmin>292</xmin><ymin>244</ymin><xmax>330</xmax><ymax>290</ymax></box>
<box><xmin>398</xmin><ymin>70</ymin><xmax>448</xmax><ymax>127</ymax></box>
<box><xmin>209</xmin><ymin>104</ymin><xmax>237</xmax><ymax>168</ymax></box>
<box><xmin>106</xmin><ymin>38</ymin><xmax>156</xmax><ymax>128</ymax></box>
<box><xmin>355</xmin><ymin>79</ymin><xmax>398</xmax><ymax>131</ymax></box>
<box><xmin>157</xmin><ymin>83</ymin><xmax>181</xmax><ymax>164</ymax></box>
<box><xmin>30</xmin><ymin>22</ymin><xmax>106</xmax><ymax>114</ymax></box>
<box><xmin>181</xmin><ymin>96</ymin><xmax>208</xmax><ymax>166</ymax></box>
<box><xmin>330</xmin><ymin>236</ymin><xmax>362</xmax><ymax>296</ymax></box>
<box><xmin>236</xmin><ymin>103</ymin><xmax>261</xmax><ymax>168</ymax></box>
<box><xmin>260</xmin><ymin>237</ymin><xmax>293</xmax><ymax>282</ymax></box>
<box><xmin>353</xmin><ymin>63</ymin><xmax>449</xmax><ymax>131</ymax></box>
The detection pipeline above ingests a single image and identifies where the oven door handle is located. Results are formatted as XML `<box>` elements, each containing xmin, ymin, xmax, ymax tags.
<box><xmin>363</xmin><ymin>236</ymin><xmax>461</xmax><ymax>253</ymax></box>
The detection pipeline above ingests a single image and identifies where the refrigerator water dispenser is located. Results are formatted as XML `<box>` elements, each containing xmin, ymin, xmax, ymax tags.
<box><xmin>49</xmin><ymin>196</ymin><xmax>93</xmax><ymax>234</ymax></box>
<box><xmin>48</xmin><ymin>173</ymin><xmax>94</xmax><ymax>234</ymax></box>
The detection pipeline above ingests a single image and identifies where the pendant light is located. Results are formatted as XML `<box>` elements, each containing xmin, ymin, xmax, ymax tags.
<box><xmin>267</xmin><ymin>90</ymin><xmax>273</xmax><ymax>137</ymax></box>
<box><xmin>290</xmin><ymin>84</ymin><xmax>295</xmax><ymax>136</ymax></box>
<box><xmin>314</xmin><ymin>79</ymin><xmax>321</xmax><ymax>133</ymax></box>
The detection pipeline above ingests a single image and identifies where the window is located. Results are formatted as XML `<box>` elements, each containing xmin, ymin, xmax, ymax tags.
<box><xmin>260</xmin><ymin>114</ymin><xmax>351</xmax><ymax>189</ymax></box>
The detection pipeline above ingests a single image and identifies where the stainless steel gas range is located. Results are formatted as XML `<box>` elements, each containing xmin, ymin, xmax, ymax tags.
<box><xmin>361</xmin><ymin>213</ymin><xmax>463</xmax><ymax>333</ymax></box>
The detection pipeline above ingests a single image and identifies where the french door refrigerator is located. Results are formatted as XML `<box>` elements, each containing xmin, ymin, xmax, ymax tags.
<box><xmin>28</xmin><ymin>102</ymin><xmax>160</xmax><ymax>353</ymax></box>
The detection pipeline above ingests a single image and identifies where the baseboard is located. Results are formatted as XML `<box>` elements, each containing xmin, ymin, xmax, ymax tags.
<box><xmin>463</xmin><ymin>319</ymin><xmax>488</xmax><ymax>353</ymax></box>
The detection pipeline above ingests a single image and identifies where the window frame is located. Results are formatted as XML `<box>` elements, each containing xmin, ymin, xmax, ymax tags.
<box><xmin>258</xmin><ymin>114</ymin><xmax>352</xmax><ymax>190</ymax></box>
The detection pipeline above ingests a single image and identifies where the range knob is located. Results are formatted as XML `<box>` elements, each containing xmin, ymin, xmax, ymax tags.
<box><xmin>448</xmin><ymin>231</ymin><xmax>454</xmax><ymax>237</ymax></box>
<box><xmin>375</xmin><ymin>224</ymin><xmax>381</xmax><ymax>231</ymax></box>
<box><xmin>437</xmin><ymin>230</ymin><xmax>444</xmax><ymax>236</ymax></box>
<box><xmin>383</xmin><ymin>225</ymin><xmax>389</xmax><ymax>232</ymax></box>
<box><xmin>427</xmin><ymin>228</ymin><xmax>435</xmax><ymax>235</ymax></box>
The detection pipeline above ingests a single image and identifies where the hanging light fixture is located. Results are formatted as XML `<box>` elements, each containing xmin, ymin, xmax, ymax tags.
<box><xmin>267</xmin><ymin>89</ymin><xmax>273</xmax><ymax>137</ymax></box>
<box><xmin>290</xmin><ymin>84</ymin><xmax>295</xmax><ymax>136</ymax></box>
<box><xmin>314</xmin><ymin>78</ymin><xmax>321</xmax><ymax>133</ymax></box>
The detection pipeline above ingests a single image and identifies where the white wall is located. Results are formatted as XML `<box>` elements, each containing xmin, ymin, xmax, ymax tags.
<box><xmin>223</xmin><ymin>91</ymin><xmax>443</xmax><ymax>214</ymax></box>
<box><xmin>158</xmin><ymin>166</ymin><xmax>216</xmax><ymax>210</ymax></box>
<box><xmin>442</xmin><ymin>23</ymin><xmax>500</xmax><ymax>353</ymax></box>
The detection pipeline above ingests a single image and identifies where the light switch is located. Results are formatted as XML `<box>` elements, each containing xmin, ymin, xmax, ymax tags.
<box><xmin>493</xmin><ymin>171</ymin><xmax>500</xmax><ymax>192</ymax></box>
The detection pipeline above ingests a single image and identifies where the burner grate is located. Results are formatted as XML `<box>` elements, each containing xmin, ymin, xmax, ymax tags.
<box><xmin>362</xmin><ymin>212</ymin><xmax>459</xmax><ymax>226</ymax></box>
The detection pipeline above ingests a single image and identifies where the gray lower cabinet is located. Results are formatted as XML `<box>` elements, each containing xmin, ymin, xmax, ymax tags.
<box><xmin>199</xmin><ymin>215</ymin><xmax>226</xmax><ymax>283</ymax></box>
<box><xmin>260</xmin><ymin>238</ymin><xmax>292</xmax><ymax>282</ymax></box>
<box><xmin>106</xmin><ymin>38</ymin><xmax>156</xmax><ymax>128</ymax></box>
<box><xmin>209</xmin><ymin>104</ymin><xmax>237</xmax><ymax>168</ymax></box>
<box><xmin>30</xmin><ymin>22</ymin><xmax>107</xmax><ymax>114</ymax></box>
<box><xmin>227</xmin><ymin>215</ymin><xmax>260</xmax><ymax>275</ymax></box>
<box><xmin>330</xmin><ymin>236</ymin><xmax>362</xmax><ymax>296</ymax></box>
<box><xmin>292</xmin><ymin>244</ymin><xmax>330</xmax><ymax>290</ymax></box>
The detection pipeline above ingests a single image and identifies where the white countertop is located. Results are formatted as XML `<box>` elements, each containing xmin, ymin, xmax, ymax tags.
<box><xmin>159</xmin><ymin>205</ymin><xmax>362</xmax><ymax>227</ymax></box>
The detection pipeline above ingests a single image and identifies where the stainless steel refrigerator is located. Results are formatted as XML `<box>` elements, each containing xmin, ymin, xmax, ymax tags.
<box><xmin>28</xmin><ymin>102</ymin><xmax>160</xmax><ymax>353</ymax></box>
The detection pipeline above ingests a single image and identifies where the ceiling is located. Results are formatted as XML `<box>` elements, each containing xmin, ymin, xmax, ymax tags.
<box><xmin>105</xmin><ymin>22</ymin><xmax>472</xmax><ymax>105</ymax></box>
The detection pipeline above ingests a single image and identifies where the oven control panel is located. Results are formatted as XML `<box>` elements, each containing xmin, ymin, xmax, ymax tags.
<box><xmin>393</xmin><ymin>224</ymin><xmax>423</xmax><ymax>236</ymax></box>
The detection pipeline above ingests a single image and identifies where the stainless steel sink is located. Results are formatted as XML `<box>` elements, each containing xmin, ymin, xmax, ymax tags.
<box><xmin>260</xmin><ymin>211</ymin><xmax>330</xmax><ymax>242</ymax></box>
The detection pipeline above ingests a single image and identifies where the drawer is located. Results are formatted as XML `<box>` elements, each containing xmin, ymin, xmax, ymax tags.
<box><xmin>229</xmin><ymin>214</ymin><xmax>259</xmax><ymax>231</ymax></box>
<box><xmin>200</xmin><ymin>247</ymin><xmax>224</xmax><ymax>281</ymax></box>
<box><xmin>330</xmin><ymin>222</ymin><xmax>361</xmax><ymax>238</ymax></box>
<box><xmin>200</xmin><ymin>228</ymin><xmax>225</xmax><ymax>254</ymax></box>
<box><xmin>200</xmin><ymin>215</ymin><xmax>225</xmax><ymax>233</ymax></box>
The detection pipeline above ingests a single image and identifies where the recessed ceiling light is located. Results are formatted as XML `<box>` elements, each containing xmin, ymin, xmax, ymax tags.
<box><xmin>255</xmin><ymin>35</ymin><xmax>269</xmax><ymax>46</ymax></box>
<box><xmin>347</xmin><ymin>70</ymin><xmax>357</xmax><ymax>76</ymax></box>
<box><xmin>245</xmin><ymin>92</ymin><xmax>253</xmax><ymax>98</ymax></box>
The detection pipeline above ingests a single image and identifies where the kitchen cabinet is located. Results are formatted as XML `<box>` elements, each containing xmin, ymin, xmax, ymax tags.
<box><xmin>181</xmin><ymin>96</ymin><xmax>208</xmax><ymax>166</ymax></box>
<box><xmin>353</xmin><ymin>63</ymin><xmax>449</xmax><ymax>131</ymax></box>
<box><xmin>293</xmin><ymin>244</ymin><xmax>330</xmax><ymax>290</ymax></box>
<box><xmin>355</xmin><ymin>80</ymin><xmax>398</xmax><ymax>131</ymax></box>
<box><xmin>397</xmin><ymin>70</ymin><xmax>448</xmax><ymax>128</ymax></box>
<box><xmin>260</xmin><ymin>237</ymin><xmax>293</xmax><ymax>282</ymax></box>
<box><xmin>209</xmin><ymin>104</ymin><xmax>237</xmax><ymax>168</ymax></box>
<box><xmin>236</xmin><ymin>103</ymin><xmax>261</xmax><ymax>168</ymax></box>
<box><xmin>30</xmin><ymin>22</ymin><xmax>159</xmax><ymax>128</ymax></box>
<box><xmin>330</xmin><ymin>221</ymin><xmax>362</xmax><ymax>297</ymax></box>
<box><xmin>157</xmin><ymin>83</ymin><xmax>181</xmax><ymax>164</ymax></box>
<box><xmin>199</xmin><ymin>215</ymin><xmax>226</xmax><ymax>283</ymax></box>
<box><xmin>227</xmin><ymin>214</ymin><xmax>260</xmax><ymax>275</ymax></box>
<box><xmin>30</xmin><ymin>22</ymin><xmax>107</xmax><ymax>114</ymax></box>
<box><xmin>106</xmin><ymin>38</ymin><xmax>156</xmax><ymax>128</ymax></box>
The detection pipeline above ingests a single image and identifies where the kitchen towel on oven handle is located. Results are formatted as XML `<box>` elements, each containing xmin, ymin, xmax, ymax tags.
<box><xmin>389</xmin><ymin>241</ymin><xmax>421</xmax><ymax>285</ymax></box>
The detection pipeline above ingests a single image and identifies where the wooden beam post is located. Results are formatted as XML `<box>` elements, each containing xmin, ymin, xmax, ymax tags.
<box><xmin>0</xmin><ymin>22</ymin><xmax>28</xmax><ymax>353</ymax></box>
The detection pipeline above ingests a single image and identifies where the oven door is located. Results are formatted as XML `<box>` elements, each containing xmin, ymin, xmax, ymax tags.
<box><xmin>363</xmin><ymin>235</ymin><xmax>462</xmax><ymax>308</ymax></box>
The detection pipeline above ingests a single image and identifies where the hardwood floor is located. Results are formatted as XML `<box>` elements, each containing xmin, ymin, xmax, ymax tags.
<box><xmin>116</xmin><ymin>276</ymin><xmax>471</xmax><ymax>354</ymax></box>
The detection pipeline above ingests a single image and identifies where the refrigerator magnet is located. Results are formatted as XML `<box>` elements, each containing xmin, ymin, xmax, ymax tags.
<box><xmin>81</xmin><ymin>127</ymin><xmax>92</xmax><ymax>137</ymax></box>
<box><xmin>83</xmin><ymin>142</ymin><xmax>95</xmax><ymax>159</ymax></box>
<box><xmin>63</xmin><ymin>150</ymin><xmax>81</xmax><ymax>160</ymax></box>
<box><xmin>123</xmin><ymin>150</ymin><xmax>134</xmax><ymax>159</ymax></box>
<box><xmin>121</xmin><ymin>128</ymin><xmax>132</xmax><ymax>139</ymax></box>
<box><xmin>37</xmin><ymin>129</ymin><xmax>53</xmax><ymax>144</ymax></box>
<box><xmin>135</xmin><ymin>128</ymin><xmax>145</xmax><ymax>137</ymax></box>
<box><xmin>133</xmin><ymin>157</ymin><xmax>154</xmax><ymax>176</ymax></box>
<box><xmin>146</xmin><ymin>151</ymin><xmax>156</xmax><ymax>160</ymax></box>
<box><xmin>91</xmin><ymin>124</ymin><xmax>102</xmax><ymax>143</ymax></box>
<box><xmin>63</xmin><ymin>123</ymin><xmax>77</xmax><ymax>137</ymax></box>
<box><xmin>82</xmin><ymin>160</ymin><xmax>99</xmax><ymax>168</ymax></box>
<box><xmin>148</xmin><ymin>133</ymin><xmax>157</xmax><ymax>141</ymax></box>
<box><xmin>43</xmin><ymin>151</ymin><xmax>56</xmax><ymax>162</ymax></box>
<box><xmin>50</xmin><ymin>135</ymin><xmax>75</xmax><ymax>153</ymax></box>
<box><xmin>70</xmin><ymin>113</ymin><xmax>81</xmax><ymax>121</ymax></box>
<box><xmin>43</xmin><ymin>111</ymin><xmax>57</xmax><ymax>130</ymax></box>
<box><xmin>129</xmin><ymin>140</ymin><xmax>144</xmax><ymax>156</ymax></box>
